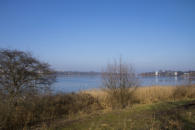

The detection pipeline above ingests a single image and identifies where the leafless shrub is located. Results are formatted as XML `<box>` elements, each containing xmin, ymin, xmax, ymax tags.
<box><xmin>102</xmin><ymin>58</ymin><xmax>138</xmax><ymax>108</ymax></box>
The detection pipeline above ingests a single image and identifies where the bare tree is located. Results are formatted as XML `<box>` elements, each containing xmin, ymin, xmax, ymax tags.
<box><xmin>102</xmin><ymin>58</ymin><xmax>138</xmax><ymax>108</ymax></box>
<box><xmin>0</xmin><ymin>49</ymin><xmax>56</xmax><ymax>104</ymax></box>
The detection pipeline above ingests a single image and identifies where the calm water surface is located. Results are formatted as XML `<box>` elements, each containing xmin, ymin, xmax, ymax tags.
<box><xmin>52</xmin><ymin>75</ymin><xmax>195</xmax><ymax>93</ymax></box>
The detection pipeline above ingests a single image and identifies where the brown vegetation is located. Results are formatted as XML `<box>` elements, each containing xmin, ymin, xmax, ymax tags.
<box><xmin>0</xmin><ymin>50</ymin><xmax>194</xmax><ymax>129</ymax></box>
<box><xmin>0</xmin><ymin>84</ymin><xmax>195</xmax><ymax>129</ymax></box>
<box><xmin>102</xmin><ymin>58</ymin><xmax>138</xmax><ymax>108</ymax></box>
<box><xmin>0</xmin><ymin>93</ymin><xmax>102</xmax><ymax>130</ymax></box>
<box><xmin>83</xmin><ymin>85</ymin><xmax>195</xmax><ymax>107</ymax></box>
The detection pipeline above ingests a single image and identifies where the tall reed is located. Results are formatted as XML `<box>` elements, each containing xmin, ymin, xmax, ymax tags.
<box><xmin>83</xmin><ymin>85</ymin><xmax>195</xmax><ymax>106</ymax></box>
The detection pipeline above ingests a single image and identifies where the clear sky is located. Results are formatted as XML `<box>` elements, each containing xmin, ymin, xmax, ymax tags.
<box><xmin>0</xmin><ymin>0</ymin><xmax>195</xmax><ymax>72</ymax></box>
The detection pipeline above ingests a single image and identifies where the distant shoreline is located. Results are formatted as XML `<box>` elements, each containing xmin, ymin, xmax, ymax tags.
<box><xmin>140</xmin><ymin>70</ymin><xmax>195</xmax><ymax>77</ymax></box>
<box><xmin>56</xmin><ymin>71</ymin><xmax>101</xmax><ymax>76</ymax></box>
<box><xmin>56</xmin><ymin>70</ymin><xmax>195</xmax><ymax>77</ymax></box>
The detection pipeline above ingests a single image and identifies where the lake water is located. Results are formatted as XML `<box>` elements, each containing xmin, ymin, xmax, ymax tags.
<box><xmin>51</xmin><ymin>75</ymin><xmax>195</xmax><ymax>93</ymax></box>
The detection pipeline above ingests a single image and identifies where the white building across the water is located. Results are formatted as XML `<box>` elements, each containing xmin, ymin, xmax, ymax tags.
<box><xmin>155</xmin><ymin>71</ymin><xmax>158</xmax><ymax>76</ymax></box>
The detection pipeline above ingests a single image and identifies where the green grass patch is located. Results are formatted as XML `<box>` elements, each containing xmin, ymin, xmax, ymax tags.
<box><xmin>46</xmin><ymin>99</ymin><xmax>195</xmax><ymax>130</ymax></box>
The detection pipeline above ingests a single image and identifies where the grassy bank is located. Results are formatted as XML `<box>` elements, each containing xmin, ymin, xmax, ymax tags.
<box><xmin>0</xmin><ymin>85</ymin><xmax>195</xmax><ymax>129</ymax></box>
<box><xmin>55</xmin><ymin>99</ymin><xmax>195</xmax><ymax>130</ymax></box>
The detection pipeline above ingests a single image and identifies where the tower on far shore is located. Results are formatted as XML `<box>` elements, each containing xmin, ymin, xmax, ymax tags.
<box><xmin>155</xmin><ymin>71</ymin><xmax>158</xmax><ymax>76</ymax></box>
<box><xmin>174</xmin><ymin>72</ymin><xmax>178</xmax><ymax>76</ymax></box>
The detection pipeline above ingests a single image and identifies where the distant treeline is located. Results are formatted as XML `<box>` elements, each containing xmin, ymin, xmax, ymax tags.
<box><xmin>56</xmin><ymin>70</ymin><xmax>195</xmax><ymax>77</ymax></box>
<box><xmin>56</xmin><ymin>71</ymin><xmax>101</xmax><ymax>76</ymax></box>
<box><xmin>140</xmin><ymin>70</ymin><xmax>195</xmax><ymax>77</ymax></box>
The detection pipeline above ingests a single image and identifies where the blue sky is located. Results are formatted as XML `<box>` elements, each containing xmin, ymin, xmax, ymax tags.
<box><xmin>0</xmin><ymin>0</ymin><xmax>195</xmax><ymax>72</ymax></box>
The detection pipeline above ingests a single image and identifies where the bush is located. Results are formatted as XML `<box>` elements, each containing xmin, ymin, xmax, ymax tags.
<box><xmin>102</xmin><ymin>58</ymin><xmax>138</xmax><ymax>109</ymax></box>
<box><xmin>0</xmin><ymin>93</ymin><xmax>102</xmax><ymax>130</ymax></box>
<box><xmin>173</xmin><ymin>85</ymin><xmax>195</xmax><ymax>100</ymax></box>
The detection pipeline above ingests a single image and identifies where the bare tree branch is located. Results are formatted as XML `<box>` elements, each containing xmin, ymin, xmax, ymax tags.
<box><xmin>0</xmin><ymin>49</ymin><xmax>56</xmax><ymax>104</ymax></box>
<box><xmin>102</xmin><ymin>58</ymin><xmax>138</xmax><ymax>108</ymax></box>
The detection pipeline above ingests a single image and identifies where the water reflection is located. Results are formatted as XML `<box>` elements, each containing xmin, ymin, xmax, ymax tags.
<box><xmin>174</xmin><ymin>76</ymin><xmax>178</xmax><ymax>85</ymax></box>
<box><xmin>155</xmin><ymin>76</ymin><xmax>158</xmax><ymax>84</ymax></box>
<box><xmin>174</xmin><ymin>76</ymin><xmax>178</xmax><ymax>81</ymax></box>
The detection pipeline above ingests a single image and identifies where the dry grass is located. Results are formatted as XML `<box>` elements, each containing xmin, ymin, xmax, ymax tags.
<box><xmin>82</xmin><ymin>85</ymin><xmax>195</xmax><ymax>106</ymax></box>
<box><xmin>0</xmin><ymin>93</ymin><xmax>102</xmax><ymax>130</ymax></box>
<box><xmin>133</xmin><ymin>86</ymin><xmax>175</xmax><ymax>103</ymax></box>
<box><xmin>81</xmin><ymin>89</ymin><xmax>109</xmax><ymax>108</ymax></box>
<box><xmin>1</xmin><ymin>85</ymin><xmax>195</xmax><ymax>129</ymax></box>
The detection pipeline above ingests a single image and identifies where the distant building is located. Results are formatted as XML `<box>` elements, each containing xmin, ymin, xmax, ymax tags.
<box><xmin>184</xmin><ymin>72</ymin><xmax>190</xmax><ymax>77</ymax></box>
<box><xmin>140</xmin><ymin>70</ymin><xmax>194</xmax><ymax>77</ymax></box>
<box><xmin>155</xmin><ymin>71</ymin><xmax>158</xmax><ymax>76</ymax></box>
